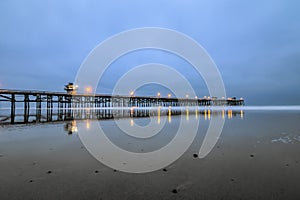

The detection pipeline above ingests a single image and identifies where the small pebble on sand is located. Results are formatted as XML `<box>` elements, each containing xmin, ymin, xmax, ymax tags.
<box><xmin>163</xmin><ymin>168</ymin><xmax>167</xmax><ymax>172</ymax></box>
<box><xmin>250</xmin><ymin>154</ymin><xmax>254</xmax><ymax>158</ymax></box>
<box><xmin>47</xmin><ymin>170</ymin><xmax>52</xmax><ymax>174</ymax></box>
<box><xmin>95</xmin><ymin>170</ymin><xmax>99</xmax><ymax>173</ymax></box>
<box><xmin>193</xmin><ymin>154</ymin><xmax>198</xmax><ymax>158</ymax></box>
<box><xmin>172</xmin><ymin>189</ymin><xmax>178</xmax><ymax>194</ymax></box>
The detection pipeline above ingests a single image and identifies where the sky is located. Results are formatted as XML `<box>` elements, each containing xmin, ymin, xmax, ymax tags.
<box><xmin>0</xmin><ymin>0</ymin><xmax>300</xmax><ymax>105</ymax></box>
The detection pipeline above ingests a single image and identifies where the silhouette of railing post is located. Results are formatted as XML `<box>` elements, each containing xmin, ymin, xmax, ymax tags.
<box><xmin>10</xmin><ymin>94</ymin><xmax>15</xmax><ymax>123</ymax></box>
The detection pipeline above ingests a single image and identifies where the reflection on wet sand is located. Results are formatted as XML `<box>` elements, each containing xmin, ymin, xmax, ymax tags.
<box><xmin>0</xmin><ymin>107</ymin><xmax>244</xmax><ymax>126</ymax></box>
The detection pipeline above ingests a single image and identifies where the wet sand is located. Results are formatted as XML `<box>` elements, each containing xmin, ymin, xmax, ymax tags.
<box><xmin>0</xmin><ymin>111</ymin><xmax>300</xmax><ymax>200</ymax></box>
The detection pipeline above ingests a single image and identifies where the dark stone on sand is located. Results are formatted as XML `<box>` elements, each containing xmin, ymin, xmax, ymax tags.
<box><xmin>172</xmin><ymin>189</ymin><xmax>178</xmax><ymax>194</ymax></box>
<box><xmin>95</xmin><ymin>170</ymin><xmax>99</xmax><ymax>173</ymax></box>
<box><xmin>250</xmin><ymin>154</ymin><xmax>254</xmax><ymax>158</ymax></box>
<box><xmin>163</xmin><ymin>168</ymin><xmax>167</xmax><ymax>172</ymax></box>
<box><xmin>286</xmin><ymin>164</ymin><xmax>289</xmax><ymax>167</ymax></box>
<box><xmin>29</xmin><ymin>180</ymin><xmax>34</xmax><ymax>183</ymax></box>
<box><xmin>113</xmin><ymin>169</ymin><xmax>117</xmax><ymax>172</ymax></box>
<box><xmin>47</xmin><ymin>170</ymin><xmax>52</xmax><ymax>174</ymax></box>
<box><xmin>231</xmin><ymin>178</ymin><xmax>235</xmax><ymax>182</ymax></box>
<box><xmin>193</xmin><ymin>154</ymin><xmax>198</xmax><ymax>158</ymax></box>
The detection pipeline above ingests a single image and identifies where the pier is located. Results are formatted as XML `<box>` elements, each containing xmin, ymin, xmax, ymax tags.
<box><xmin>0</xmin><ymin>89</ymin><xmax>244</xmax><ymax>124</ymax></box>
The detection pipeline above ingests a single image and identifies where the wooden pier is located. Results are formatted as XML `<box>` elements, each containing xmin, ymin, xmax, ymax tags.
<box><xmin>0</xmin><ymin>89</ymin><xmax>244</xmax><ymax>124</ymax></box>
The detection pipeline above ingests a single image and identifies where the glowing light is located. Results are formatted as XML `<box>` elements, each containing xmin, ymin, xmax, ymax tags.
<box><xmin>208</xmin><ymin>109</ymin><xmax>211</xmax><ymax>120</ymax></box>
<box><xmin>130</xmin><ymin>119</ymin><xmax>134</xmax><ymax>127</ymax></box>
<box><xmin>130</xmin><ymin>91</ymin><xmax>134</xmax><ymax>96</ymax></box>
<box><xmin>240</xmin><ymin>97</ymin><xmax>244</xmax><ymax>100</ymax></box>
<box><xmin>222</xmin><ymin>109</ymin><xmax>225</xmax><ymax>119</ymax></box>
<box><xmin>195</xmin><ymin>96</ymin><xmax>198</xmax><ymax>99</ymax></box>
<box><xmin>85</xmin><ymin>86</ymin><xmax>92</xmax><ymax>93</ymax></box>
<box><xmin>130</xmin><ymin>107</ymin><xmax>134</xmax><ymax>116</ymax></box>
<box><xmin>240</xmin><ymin>110</ymin><xmax>244</xmax><ymax>119</ymax></box>
<box><xmin>86</xmin><ymin>120</ymin><xmax>90</xmax><ymax>129</ymax></box>
<box><xmin>186</xmin><ymin>108</ymin><xmax>189</xmax><ymax>121</ymax></box>
<box><xmin>228</xmin><ymin>110</ymin><xmax>233</xmax><ymax>119</ymax></box>
<box><xmin>71</xmin><ymin>120</ymin><xmax>78</xmax><ymax>133</ymax></box>
<box><xmin>168</xmin><ymin>107</ymin><xmax>171</xmax><ymax>123</ymax></box>
<box><xmin>157</xmin><ymin>92</ymin><xmax>161</xmax><ymax>97</ymax></box>
<box><xmin>195</xmin><ymin>108</ymin><xmax>198</xmax><ymax>119</ymax></box>
<box><xmin>168</xmin><ymin>94</ymin><xmax>171</xmax><ymax>98</ymax></box>
<box><xmin>185</xmin><ymin>94</ymin><xmax>189</xmax><ymax>98</ymax></box>
<box><xmin>157</xmin><ymin>107</ymin><xmax>161</xmax><ymax>124</ymax></box>
<box><xmin>204</xmin><ymin>109</ymin><xmax>207</xmax><ymax>120</ymax></box>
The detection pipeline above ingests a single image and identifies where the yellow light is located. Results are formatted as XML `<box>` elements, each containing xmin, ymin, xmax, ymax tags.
<box><xmin>168</xmin><ymin>107</ymin><xmax>171</xmax><ymax>123</ymax></box>
<box><xmin>157</xmin><ymin>92</ymin><xmax>161</xmax><ymax>97</ymax></box>
<box><xmin>186</xmin><ymin>108</ymin><xmax>189</xmax><ymax>121</ymax></box>
<box><xmin>204</xmin><ymin>109</ymin><xmax>207</xmax><ymax>120</ymax></box>
<box><xmin>85</xmin><ymin>87</ymin><xmax>92</xmax><ymax>93</ymax></box>
<box><xmin>222</xmin><ymin>109</ymin><xmax>225</xmax><ymax>119</ymax></box>
<box><xmin>130</xmin><ymin>119</ymin><xmax>134</xmax><ymax>127</ymax></box>
<box><xmin>157</xmin><ymin>107</ymin><xmax>161</xmax><ymax>124</ymax></box>
<box><xmin>195</xmin><ymin>108</ymin><xmax>198</xmax><ymax>119</ymax></box>
<box><xmin>168</xmin><ymin>94</ymin><xmax>171</xmax><ymax>98</ymax></box>
<box><xmin>71</xmin><ymin>120</ymin><xmax>78</xmax><ymax>132</ymax></box>
<box><xmin>208</xmin><ymin>109</ymin><xmax>211</xmax><ymax>120</ymax></box>
<box><xmin>240</xmin><ymin>110</ymin><xmax>244</xmax><ymax>119</ymax></box>
<box><xmin>86</xmin><ymin>119</ymin><xmax>90</xmax><ymax>129</ymax></box>
<box><xmin>130</xmin><ymin>91</ymin><xmax>134</xmax><ymax>96</ymax></box>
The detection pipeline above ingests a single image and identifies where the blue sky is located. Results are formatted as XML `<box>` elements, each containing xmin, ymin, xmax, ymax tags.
<box><xmin>0</xmin><ymin>0</ymin><xmax>299</xmax><ymax>105</ymax></box>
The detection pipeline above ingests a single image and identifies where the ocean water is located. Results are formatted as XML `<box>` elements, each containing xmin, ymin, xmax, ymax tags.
<box><xmin>0</xmin><ymin>107</ymin><xmax>300</xmax><ymax>200</ymax></box>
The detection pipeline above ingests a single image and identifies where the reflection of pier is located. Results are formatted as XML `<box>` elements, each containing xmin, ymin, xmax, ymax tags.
<box><xmin>0</xmin><ymin>107</ymin><xmax>244</xmax><ymax>125</ymax></box>
<box><xmin>0</xmin><ymin>89</ymin><xmax>244</xmax><ymax>122</ymax></box>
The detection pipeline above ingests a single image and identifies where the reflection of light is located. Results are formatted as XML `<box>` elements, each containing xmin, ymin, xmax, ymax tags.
<box><xmin>204</xmin><ymin>110</ymin><xmax>207</xmax><ymax>120</ymax></box>
<box><xmin>186</xmin><ymin>108</ymin><xmax>189</xmax><ymax>121</ymax></box>
<box><xmin>208</xmin><ymin>109</ymin><xmax>211</xmax><ymax>120</ymax></box>
<box><xmin>240</xmin><ymin>110</ymin><xmax>244</xmax><ymax>119</ymax></box>
<box><xmin>71</xmin><ymin>120</ymin><xmax>78</xmax><ymax>132</ymax></box>
<box><xmin>168</xmin><ymin>94</ymin><xmax>171</xmax><ymax>98</ymax></box>
<box><xmin>157</xmin><ymin>107</ymin><xmax>161</xmax><ymax>124</ymax></box>
<box><xmin>195</xmin><ymin>108</ymin><xmax>198</xmax><ymax>119</ymax></box>
<box><xmin>168</xmin><ymin>107</ymin><xmax>171</xmax><ymax>123</ymax></box>
<box><xmin>86</xmin><ymin>119</ymin><xmax>90</xmax><ymax>129</ymax></box>
<box><xmin>130</xmin><ymin>119</ymin><xmax>134</xmax><ymax>127</ymax></box>
<box><xmin>130</xmin><ymin>107</ymin><xmax>134</xmax><ymax>116</ymax></box>
<box><xmin>85</xmin><ymin>86</ymin><xmax>92</xmax><ymax>93</ymax></box>
<box><xmin>228</xmin><ymin>110</ymin><xmax>232</xmax><ymax>119</ymax></box>
<box><xmin>222</xmin><ymin>109</ymin><xmax>225</xmax><ymax>119</ymax></box>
